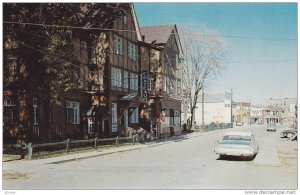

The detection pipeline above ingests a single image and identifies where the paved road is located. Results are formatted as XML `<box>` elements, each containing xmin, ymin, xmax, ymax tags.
<box><xmin>3</xmin><ymin>125</ymin><xmax>297</xmax><ymax>190</ymax></box>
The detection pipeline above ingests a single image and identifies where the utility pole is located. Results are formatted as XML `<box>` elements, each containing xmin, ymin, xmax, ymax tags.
<box><xmin>202</xmin><ymin>88</ymin><xmax>205</xmax><ymax>130</ymax></box>
<box><xmin>231</xmin><ymin>89</ymin><xmax>233</xmax><ymax>128</ymax></box>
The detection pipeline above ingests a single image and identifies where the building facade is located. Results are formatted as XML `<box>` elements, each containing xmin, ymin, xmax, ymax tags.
<box><xmin>250</xmin><ymin>105</ymin><xmax>263</xmax><ymax>124</ymax></box>
<box><xmin>262</xmin><ymin>106</ymin><xmax>284</xmax><ymax>124</ymax></box>
<box><xmin>139</xmin><ymin>24</ymin><xmax>183</xmax><ymax>137</ymax></box>
<box><xmin>233</xmin><ymin>102</ymin><xmax>251</xmax><ymax>125</ymax></box>
<box><xmin>264</xmin><ymin>98</ymin><xmax>297</xmax><ymax>127</ymax></box>
<box><xmin>3</xmin><ymin>4</ymin><xmax>184</xmax><ymax>144</ymax></box>
<box><xmin>194</xmin><ymin>92</ymin><xmax>233</xmax><ymax>126</ymax></box>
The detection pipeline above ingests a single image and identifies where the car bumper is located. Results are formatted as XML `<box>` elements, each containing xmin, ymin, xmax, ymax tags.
<box><xmin>215</xmin><ymin>148</ymin><xmax>255</xmax><ymax>157</ymax></box>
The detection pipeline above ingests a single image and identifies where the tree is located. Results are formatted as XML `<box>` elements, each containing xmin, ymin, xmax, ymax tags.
<box><xmin>3</xmin><ymin>3</ymin><xmax>130</xmax><ymax>142</ymax></box>
<box><xmin>179</xmin><ymin>26</ymin><xmax>225</xmax><ymax>130</ymax></box>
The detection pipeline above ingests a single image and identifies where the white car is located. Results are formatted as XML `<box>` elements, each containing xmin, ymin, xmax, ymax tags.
<box><xmin>214</xmin><ymin>132</ymin><xmax>259</xmax><ymax>160</ymax></box>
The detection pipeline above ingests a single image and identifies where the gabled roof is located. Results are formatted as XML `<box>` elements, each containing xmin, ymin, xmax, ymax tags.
<box><xmin>130</xmin><ymin>4</ymin><xmax>142</xmax><ymax>42</ymax></box>
<box><xmin>263</xmin><ymin>105</ymin><xmax>284</xmax><ymax>112</ymax></box>
<box><xmin>141</xmin><ymin>24</ymin><xmax>175</xmax><ymax>44</ymax></box>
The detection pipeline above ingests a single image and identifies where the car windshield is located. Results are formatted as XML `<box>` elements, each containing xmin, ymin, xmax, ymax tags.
<box><xmin>223</xmin><ymin>135</ymin><xmax>251</xmax><ymax>141</ymax></box>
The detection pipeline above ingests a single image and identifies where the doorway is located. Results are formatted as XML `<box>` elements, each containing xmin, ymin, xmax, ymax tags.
<box><xmin>103</xmin><ymin>119</ymin><xmax>110</xmax><ymax>138</ymax></box>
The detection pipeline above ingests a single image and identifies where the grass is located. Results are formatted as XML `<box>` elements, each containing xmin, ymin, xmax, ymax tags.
<box><xmin>30</xmin><ymin>142</ymin><xmax>133</xmax><ymax>160</ymax></box>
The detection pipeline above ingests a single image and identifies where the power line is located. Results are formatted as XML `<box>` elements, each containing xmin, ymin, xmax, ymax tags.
<box><xmin>13</xmin><ymin>28</ymin><xmax>296</xmax><ymax>65</ymax></box>
<box><xmin>221</xmin><ymin>59</ymin><xmax>296</xmax><ymax>64</ymax></box>
<box><xmin>4</xmin><ymin>21</ymin><xmax>296</xmax><ymax>41</ymax></box>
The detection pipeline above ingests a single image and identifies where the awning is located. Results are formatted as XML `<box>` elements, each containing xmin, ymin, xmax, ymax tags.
<box><xmin>118</xmin><ymin>93</ymin><xmax>141</xmax><ymax>108</ymax></box>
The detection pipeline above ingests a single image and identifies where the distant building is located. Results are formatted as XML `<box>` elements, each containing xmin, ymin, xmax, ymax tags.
<box><xmin>194</xmin><ymin>92</ymin><xmax>232</xmax><ymax>125</ymax></box>
<box><xmin>262</xmin><ymin>106</ymin><xmax>284</xmax><ymax>124</ymax></box>
<box><xmin>233</xmin><ymin>102</ymin><xmax>251</xmax><ymax>125</ymax></box>
<box><xmin>250</xmin><ymin>105</ymin><xmax>263</xmax><ymax>124</ymax></box>
<box><xmin>264</xmin><ymin>98</ymin><xmax>297</xmax><ymax>126</ymax></box>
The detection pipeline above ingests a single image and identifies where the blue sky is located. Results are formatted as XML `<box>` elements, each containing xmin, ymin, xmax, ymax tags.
<box><xmin>134</xmin><ymin>3</ymin><xmax>297</xmax><ymax>104</ymax></box>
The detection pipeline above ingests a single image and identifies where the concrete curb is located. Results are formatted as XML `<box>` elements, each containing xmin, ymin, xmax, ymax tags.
<box><xmin>48</xmin><ymin>128</ymin><xmax>234</xmax><ymax>164</ymax></box>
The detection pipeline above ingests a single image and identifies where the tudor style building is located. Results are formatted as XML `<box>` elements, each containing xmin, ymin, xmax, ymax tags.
<box><xmin>139</xmin><ymin>24</ymin><xmax>183</xmax><ymax>137</ymax></box>
<box><xmin>3</xmin><ymin>4</ymin><xmax>183</xmax><ymax>144</ymax></box>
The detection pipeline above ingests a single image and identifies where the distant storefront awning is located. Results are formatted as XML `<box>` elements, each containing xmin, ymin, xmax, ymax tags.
<box><xmin>119</xmin><ymin>93</ymin><xmax>141</xmax><ymax>108</ymax></box>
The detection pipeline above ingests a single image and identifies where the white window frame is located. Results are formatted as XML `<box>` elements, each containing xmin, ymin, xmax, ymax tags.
<box><xmin>123</xmin><ymin>15</ymin><xmax>128</xmax><ymax>24</ymax></box>
<box><xmin>177</xmin><ymin>80</ymin><xmax>181</xmax><ymax>97</ymax></box>
<box><xmin>33</xmin><ymin>98</ymin><xmax>38</xmax><ymax>125</ymax></box>
<box><xmin>112</xmin><ymin>67</ymin><xmax>122</xmax><ymax>88</ymax></box>
<box><xmin>130</xmin><ymin>108</ymin><xmax>139</xmax><ymax>123</ymax></box>
<box><xmin>4</xmin><ymin>98</ymin><xmax>16</xmax><ymax>107</ymax></box>
<box><xmin>113</xmin><ymin>35</ymin><xmax>123</xmax><ymax>55</ymax></box>
<box><xmin>170</xmin><ymin>78</ymin><xmax>175</xmax><ymax>95</ymax></box>
<box><xmin>123</xmin><ymin>71</ymin><xmax>129</xmax><ymax>89</ymax></box>
<box><xmin>66</xmin><ymin>101</ymin><xmax>80</xmax><ymax>124</ymax></box>
<box><xmin>163</xmin><ymin>75</ymin><xmax>167</xmax><ymax>92</ymax></box>
<box><xmin>128</xmin><ymin>42</ymin><xmax>136</xmax><ymax>61</ymax></box>
<box><xmin>130</xmin><ymin>73</ymin><xmax>138</xmax><ymax>91</ymax></box>
<box><xmin>88</xmin><ymin>118</ymin><xmax>95</xmax><ymax>133</ymax></box>
<box><xmin>112</xmin><ymin>103</ymin><xmax>118</xmax><ymax>132</ymax></box>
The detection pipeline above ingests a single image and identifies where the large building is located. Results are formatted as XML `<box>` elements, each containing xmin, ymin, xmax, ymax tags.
<box><xmin>3</xmin><ymin>4</ymin><xmax>183</xmax><ymax>144</ymax></box>
<box><xmin>250</xmin><ymin>105</ymin><xmax>263</xmax><ymax>124</ymax></box>
<box><xmin>140</xmin><ymin>24</ymin><xmax>183</xmax><ymax>137</ymax></box>
<box><xmin>194</xmin><ymin>92</ymin><xmax>233</xmax><ymax>126</ymax></box>
<box><xmin>233</xmin><ymin>101</ymin><xmax>251</xmax><ymax>125</ymax></box>
<box><xmin>264</xmin><ymin>98</ymin><xmax>297</xmax><ymax>126</ymax></box>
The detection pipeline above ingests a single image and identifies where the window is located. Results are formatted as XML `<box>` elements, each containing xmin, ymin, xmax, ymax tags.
<box><xmin>123</xmin><ymin>71</ymin><xmax>129</xmax><ymax>89</ymax></box>
<box><xmin>123</xmin><ymin>15</ymin><xmax>128</xmax><ymax>24</ymax></box>
<box><xmin>148</xmin><ymin>74</ymin><xmax>154</xmax><ymax>92</ymax></box>
<box><xmin>163</xmin><ymin>75</ymin><xmax>167</xmax><ymax>92</ymax></box>
<box><xmin>130</xmin><ymin>73</ymin><xmax>138</xmax><ymax>91</ymax></box>
<box><xmin>6</xmin><ymin>54</ymin><xmax>17</xmax><ymax>79</ymax></box>
<box><xmin>175</xmin><ymin>54</ymin><xmax>179</xmax><ymax>67</ymax></box>
<box><xmin>4</xmin><ymin>98</ymin><xmax>16</xmax><ymax>107</ymax></box>
<box><xmin>112</xmin><ymin>103</ymin><xmax>118</xmax><ymax>132</ymax></box>
<box><xmin>170</xmin><ymin>78</ymin><xmax>175</xmax><ymax>95</ymax></box>
<box><xmin>130</xmin><ymin>108</ymin><xmax>139</xmax><ymax>123</ymax></box>
<box><xmin>112</xmin><ymin>67</ymin><xmax>122</xmax><ymax>88</ymax></box>
<box><xmin>4</xmin><ymin>97</ymin><xmax>15</xmax><ymax>125</ymax></box>
<box><xmin>33</xmin><ymin>98</ymin><xmax>38</xmax><ymax>125</ymax></box>
<box><xmin>113</xmin><ymin>35</ymin><xmax>123</xmax><ymax>55</ymax></box>
<box><xmin>177</xmin><ymin>80</ymin><xmax>181</xmax><ymax>97</ymax></box>
<box><xmin>88</xmin><ymin>118</ymin><xmax>95</xmax><ymax>133</ymax></box>
<box><xmin>80</xmin><ymin>41</ymin><xmax>87</xmax><ymax>50</ymax></box>
<box><xmin>128</xmin><ymin>42</ymin><xmax>136</xmax><ymax>61</ymax></box>
<box><xmin>66</xmin><ymin>101</ymin><xmax>80</xmax><ymax>124</ymax></box>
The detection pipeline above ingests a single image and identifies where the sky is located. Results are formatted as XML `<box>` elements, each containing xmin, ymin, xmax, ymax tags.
<box><xmin>134</xmin><ymin>3</ymin><xmax>297</xmax><ymax>105</ymax></box>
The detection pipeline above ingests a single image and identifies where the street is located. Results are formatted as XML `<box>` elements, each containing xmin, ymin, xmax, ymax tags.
<box><xmin>3</xmin><ymin>125</ymin><xmax>297</xmax><ymax>190</ymax></box>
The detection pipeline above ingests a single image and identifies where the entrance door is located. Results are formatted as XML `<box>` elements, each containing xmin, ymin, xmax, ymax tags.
<box><xmin>103</xmin><ymin>119</ymin><xmax>110</xmax><ymax>138</ymax></box>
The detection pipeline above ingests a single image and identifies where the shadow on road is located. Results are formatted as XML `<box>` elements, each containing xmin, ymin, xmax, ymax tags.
<box><xmin>217</xmin><ymin>154</ymin><xmax>257</xmax><ymax>162</ymax></box>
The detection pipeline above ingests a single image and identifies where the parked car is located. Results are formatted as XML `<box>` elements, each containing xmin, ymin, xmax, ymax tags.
<box><xmin>214</xmin><ymin>132</ymin><xmax>259</xmax><ymax>160</ymax></box>
<box><xmin>281</xmin><ymin>128</ymin><xmax>297</xmax><ymax>140</ymax></box>
<box><xmin>236</xmin><ymin>122</ymin><xmax>243</xmax><ymax>126</ymax></box>
<box><xmin>267</xmin><ymin>123</ymin><xmax>276</xmax><ymax>132</ymax></box>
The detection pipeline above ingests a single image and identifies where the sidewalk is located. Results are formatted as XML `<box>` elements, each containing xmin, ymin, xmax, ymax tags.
<box><xmin>3</xmin><ymin>128</ymin><xmax>233</xmax><ymax>167</ymax></box>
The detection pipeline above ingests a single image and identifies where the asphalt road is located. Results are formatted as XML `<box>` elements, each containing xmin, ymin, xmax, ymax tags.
<box><xmin>3</xmin><ymin>125</ymin><xmax>297</xmax><ymax>190</ymax></box>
